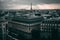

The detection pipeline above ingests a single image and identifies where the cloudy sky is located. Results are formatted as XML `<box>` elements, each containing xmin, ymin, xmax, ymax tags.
<box><xmin>0</xmin><ymin>0</ymin><xmax>60</xmax><ymax>9</ymax></box>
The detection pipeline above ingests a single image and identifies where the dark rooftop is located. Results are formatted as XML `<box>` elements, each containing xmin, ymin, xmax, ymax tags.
<box><xmin>12</xmin><ymin>16</ymin><xmax>43</xmax><ymax>24</ymax></box>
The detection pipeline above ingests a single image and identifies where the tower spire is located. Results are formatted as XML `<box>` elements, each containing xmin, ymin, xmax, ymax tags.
<box><xmin>31</xmin><ymin>3</ymin><xmax>32</xmax><ymax>10</ymax></box>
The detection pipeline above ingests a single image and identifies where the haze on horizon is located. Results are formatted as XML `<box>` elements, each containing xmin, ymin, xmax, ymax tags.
<box><xmin>0</xmin><ymin>0</ymin><xmax>60</xmax><ymax>9</ymax></box>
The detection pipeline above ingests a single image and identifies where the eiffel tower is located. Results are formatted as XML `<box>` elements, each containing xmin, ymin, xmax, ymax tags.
<box><xmin>30</xmin><ymin>3</ymin><xmax>33</xmax><ymax>12</ymax></box>
<box><xmin>31</xmin><ymin>3</ymin><xmax>32</xmax><ymax>11</ymax></box>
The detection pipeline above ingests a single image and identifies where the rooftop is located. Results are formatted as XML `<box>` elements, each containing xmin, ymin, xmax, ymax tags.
<box><xmin>11</xmin><ymin>16</ymin><xmax>43</xmax><ymax>24</ymax></box>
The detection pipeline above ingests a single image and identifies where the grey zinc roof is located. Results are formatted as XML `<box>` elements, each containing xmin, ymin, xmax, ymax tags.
<box><xmin>12</xmin><ymin>16</ymin><xmax>42</xmax><ymax>24</ymax></box>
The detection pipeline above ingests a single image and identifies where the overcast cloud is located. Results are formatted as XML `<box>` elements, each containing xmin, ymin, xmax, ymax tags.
<box><xmin>0</xmin><ymin>0</ymin><xmax>60</xmax><ymax>9</ymax></box>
